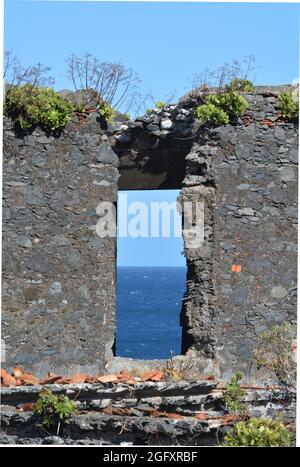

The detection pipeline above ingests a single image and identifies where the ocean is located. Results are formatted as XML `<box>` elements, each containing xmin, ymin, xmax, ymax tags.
<box><xmin>116</xmin><ymin>266</ymin><xmax>186</xmax><ymax>359</ymax></box>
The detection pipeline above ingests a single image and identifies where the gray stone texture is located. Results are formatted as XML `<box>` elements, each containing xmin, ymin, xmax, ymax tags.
<box><xmin>2</xmin><ymin>85</ymin><xmax>298</xmax><ymax>381</ymax></box>
<box><xmin>0</xmin><ymin>382</ymin><xmax>295</xmax><ymax>445</ymax></box>
<box><xmin>2</xmin><ymin>114</ymin><xmax>118</xmax><ymax>376</ymax></box>
<box><xmin>179</xmin><ymin>87</ymin><xmax>297</xmax><ymax>379</ymax></box>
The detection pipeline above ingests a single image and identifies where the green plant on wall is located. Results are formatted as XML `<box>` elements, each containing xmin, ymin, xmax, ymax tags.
<box><xmin>35</xmin><ymin>390</ymin><xmax>76</xmax><ymax>431</ymax></box>
<box><xmin>98</xmin><ymin>101</ymin><xmax>115</xmax><ymax>123</ymax></box>
<box><xmin>254</xmin><ymin>322</ymin><xmax>296</xmax><ymax>389</ymax></box>
<box><xmin>279</xmin><ymin>92</ymin><xmax>299</xmax><ymax>121</ymax></box>
<box><xmin>226</xmin><ymin>79</ymin><xmax>254</xmax><ymax>92</ymax></box>
<box><xmin>195</xmin><ymin>103</ymin><xmax>229</xmax><ymax>125</ymax></box>
<box><xmin>74</xmin><ymin>102</ymin><xmax>86</xmax><ymax>113</ymax></box>
<box><xmin>222</xmin><ymin>372</ymin><xmax>245</xmax><ymax>413</ymax></box>
<box><xmin>222</xmin><ymin>417</ymin><xmax>292</xmax><ymax>447</ymax></box>
<box><xmin>195</xmin><ymin>92</ymin><xmax>248</xmax><ymax>125</ymax></box>
<box><xmin>4</xmin><ymin>85</ymin><xmax>74</xmax><ymax>133</ymax></box>
<box><xmin>155</xmin><ymin>100</ymin><xmax>165</xmax><ymax>109</ymax></box>
<box><xmin>207</xmin><ymin>92</ymin><xmax>248</xmax><ymax>117</ymax></box>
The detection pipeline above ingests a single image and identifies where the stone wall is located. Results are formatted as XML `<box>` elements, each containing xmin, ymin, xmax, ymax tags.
<box><xmin>2</xmin><ymin>114</ymin><xmax>119</xmax><ymax>375</ymax></box>
<box><xmin>2</xmin><ymin>85</ymin><xmax>298</xmax><ymax>380</ymax></box>
<box><xmin>0</xmin><ymin>381</ymin><xmax>296</xmax><ymax>445</ymax></box>
<box><xmin>111</xmin><ymin>105</ymin><xmax>195</xmax><ymax>190</ymax></box>
<box><xmin>180</xmin><ymin>87</ymin><xmax>298</xmax><ymax>378</ymax></box>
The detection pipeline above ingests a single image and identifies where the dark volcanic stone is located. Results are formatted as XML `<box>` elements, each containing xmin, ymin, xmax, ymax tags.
<box><xmin>25</xmin><ymin>187</ymin><xmax>44</xmax><ymax>205</ymax></box>
<box><xmin>69</xmin><ymin>148</ymin><xmax>85</xmax><ymax>165</ymax></box>
<box><xmin>95</xmin><ymin>143</ymin><xmax>119</xmax><ymax>166</ymax></box>
<box><xmin>27</xmin><ymin>255</ymin><xmax>52</xmax><ymax>273</ymax></box>
<box><xmin>66</xmin><ymin>251</ymin><xmax>82</xmax><ymax>271</ymax></box>
<box><xmin>2</xmin><ymin>88</ymin><xmax>298</xmax><ymax>382</ymax></box>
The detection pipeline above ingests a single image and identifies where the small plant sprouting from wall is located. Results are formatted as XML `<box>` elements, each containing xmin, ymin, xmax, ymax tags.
<box><xmin>4</xmin><ymin>51</ymin><xmax>140</xmax><ymax>126</ymax></box>
<box><xmin>279</xmin><ymin>91</ymin><xmax>299</xmax><ymax>121</ymax></box>
<box><xmin>34</xmin><ymin>390</ymin><xmax>76</xmax><ymax>434</ymax></box>
<box><xmin>162</xmin><ymin>351</ymin><xmax>195</xmax><ymax>381</ymax></box>
<box><xmin>4</xmin><ymin>85</ymin><xmax>117</xmax><ymax>130</ymax></box>
<box><xmin>226</xmin><ymin>79</ymin><xmax>254</xmax><ymax>92</ymax></box>
<box><xmin>222</xmin><ymin>417</ymin><xmax>292</xmax><ymax>447</ymax></box>
<box><xmin>195</xmin><ymin>103</ymin><xmax>229</xmax><ymax>125</ymax></box>
<box><xmin>191</xmin><ymin>55</ymin><xmax>257</xmax><ymax>92</ymax></box>
<box><xmin>222</xmin><ymin>372</ymin><xmax>246</xmax><ymax>414</ymax></box>
<box><xmin>66</xmin><ymin>52</ymin><xmax>140</xmax><ymax>111</ymax></box>
<box><xmin>195</xmin><ymin>92</ymin><xmax>248</xmax><ymax>125</ymax></box>
<box><xmin>4</xmin><ymin>85</ymin><xmax>74</xmax><ymax>133</ymax></box>
<box><xmin>218</xmin><ymin>92</ymin><xmax>249</xmax><ymax>115</ymax></box>
<box><xmin>98</xmin><ymin>101</ymin><xmax>115</xmax><ymax>123</ymax></box>
<box><xmin>74</xmin><ymin>102</ymin><xmax>86</xmax><ymax>113</ymax></box>
<box><xmin>254</xmin><ymin>322</ymin><xmax>296</xmax><ymax>390</ymax></box>
<box><xmin>155</xmin><ymin>100</ymin><xmax>165</xmax><ymax>110</ymax></box>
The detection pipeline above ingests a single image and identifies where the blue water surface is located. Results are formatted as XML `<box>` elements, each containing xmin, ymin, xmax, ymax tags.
<box><xmin>116</xmin><ymin>267</ymin><xmax>186</xmax><ymax>359</ymax></box>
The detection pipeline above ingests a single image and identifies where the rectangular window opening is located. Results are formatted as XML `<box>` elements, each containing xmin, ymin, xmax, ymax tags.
<box><xmin>116</xmin><ymin>189</ymin><xmax>186</xmax><ymax>360</ymax></box>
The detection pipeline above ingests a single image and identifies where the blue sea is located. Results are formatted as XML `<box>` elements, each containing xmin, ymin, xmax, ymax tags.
<box><xmin>116</xmin><ymin>267</ymin><xmax>186</xmax><ymax>359</ymax></box>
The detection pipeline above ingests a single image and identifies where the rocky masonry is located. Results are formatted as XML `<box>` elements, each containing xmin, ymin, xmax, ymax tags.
<box><xmin>179</xmin><ymin>88</ymin><xmax>298</xmax><ymax>379</ymax></box>
<box><xmin>0</xmin><ymin>379</ymin><xmax>296</xmax><ymax>445</ymax></box>
<box><xmin>2</xmin><ymin>85</ymin><xmax>298</xmax><ymax>381</ymax></box>
<box><xmin>2</xmin><ymin>113</ymin><xmax>119</xmax><ymax>376</ymax></box>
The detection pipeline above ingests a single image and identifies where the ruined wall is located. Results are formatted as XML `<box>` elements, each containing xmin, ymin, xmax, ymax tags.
<box><xmin>110</xmin><ymin>102</ymin><xmax>196</xmax><ymax>190</ymax></box>
<box><xmin>180</xmin><ymin>88</ymin><xmax>298</xmax><ymax>378</ymax></box>
<box><xmin>1</xmin><ymin>381</ymin><xmax>295</xmax><ymax>445</ymax></box>
<box><xmin>2</xmin><ymin>86</ymin><xmax>298</xmax><ymax>380</ymax></box>
<box><xmin>2</xmin><ymin>115</ymin><xmax>118</xmax><ymax>375</ymax></box>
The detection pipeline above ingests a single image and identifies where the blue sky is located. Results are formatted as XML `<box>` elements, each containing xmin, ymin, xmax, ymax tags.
<box><xmin>117</xmin><ymin>190</ymin><xmax>185</xmax><ymax>267</ymax></box>
<box><xmin>4</xmin><ymin>1</ymin><xmax>299</xmax><ymax>266</ymax></box>
<box><xmin>5</xmin><ymin>1</ymin><xmax>299</xmax><ymax>97</ymax></box>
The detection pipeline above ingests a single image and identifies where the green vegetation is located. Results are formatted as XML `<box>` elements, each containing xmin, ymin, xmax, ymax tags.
<box><xmin>124</xmin><ymin>113</ymin><xmax>131</xmax><ymax>121</ymax></box>
<box><xmin>207</xmin><ymin>92</ymin><xmax>249</xmax><ymax>116</ymax></box>
<box><xmin>5</xmin><ymin>84</ymin><xmax>117</xmax><ymax>129</ymax></box>
<box><xmin>195</xmin><ymin>91</ymin><xmax>248</xmax><ymax>125</ymax></box>
<box><xmin>279</xmin><ymin>92</ymin><xmax>299</xmax><ymax>121</ymax></box>
<box><xmin>222</xmin><ymin>372</ymin><xmax>245</xmax><ymax>413</ymax></box>
<box><xmin>222</xmin><ymin>418</ymin><xmax>292</xmax><ymax>447</ymax></box>
<box><xmin>195</xmin><ymin>103</ymin><xmax>229</xmax><ymax>125</ymax></box>
<box><xmin>226</xmin><ymin>79</ymin><xmax>254</xmax><ymax>92</ymax></box>
<box><xmin>155</xmin><ymin>100</ymin><xmax>165</xmax><ymax>109</ymax></box>
<box><xmin>74</xmin><ymin>102</ymin><xmax>86</xmax><ymax>113</ymax></box>
<box><xmin>4</xmin><ymin>85</ymin><xmax>74</xmax><ymax>133</ymax></box>
<box><xmin>254</xmin><ymin>322</ymin><xmax>296</xmax><ymax>389</ymax></box>
<box><xmin>4</xmin><ymin>52</ymin><xmax>139</xmax><ymax>124</ymax></box>
<box><xmin>98</xmin><ymin>102</ymin><xmax>115</xmax><ymax>123</ymax></box>
<box><xmin>35</xmin><ymin>390</ymin><xmax>76</xmax><ymax>429</ymax></box>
